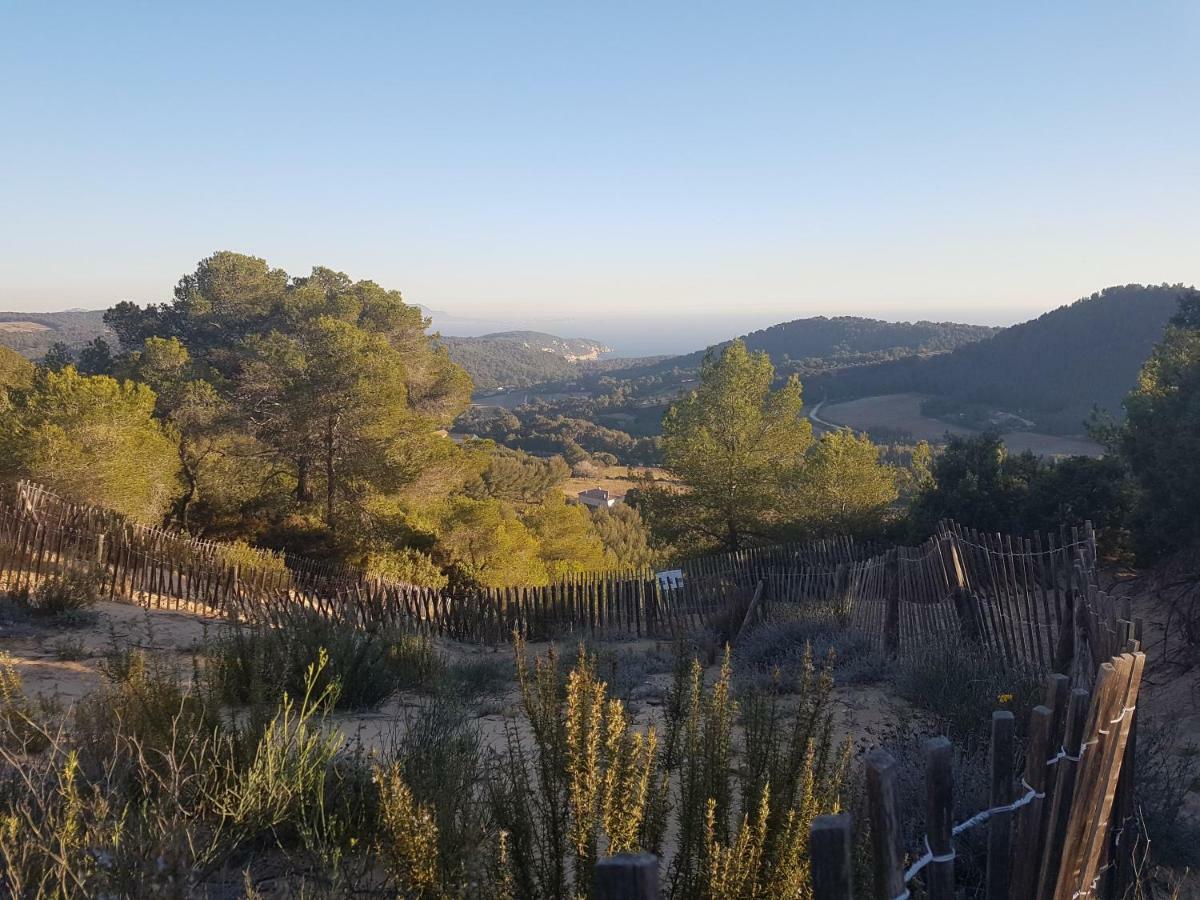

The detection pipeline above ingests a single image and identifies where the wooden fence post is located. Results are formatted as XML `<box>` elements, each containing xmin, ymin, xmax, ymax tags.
<box><xmin>811</xmin><ymin>814</ymin><xmax>854</xmax><ymax>900</ymax></box>
<box><xmin>1063</xmin><ymin>653</ymin><xmax>1145</xmax><ymax>900</ymax></box>
<box><xmin>884</xmin><ymin>550</ymin><xmax>900</xmax><ymax>655</ymax></box>
<box><xmin>1010</xmin><ymin>704</ymin><xmax>1052</xmax><ymax>900</ymax></box>
<box><xmin>594</xmin><ymin>853</ymin><xmax>659</xmax><ymax>899</ymax></box>
<box><xmin>1052</xmin><ymin>654</ymin><xmax>1145</xmax><ymax>900</ymax></box>
<box><xmin>733</xmin><ymin>580</ymin><xmax>765</xmax><ymax>644</ymax></box>
<box><xmin>987</xmin><ymin>710</ymin><xmax>1015</xmax><ymax>900</ymax></box>
<box><xmin>1037</xmin><ymin>687</ymin><xmax>1090</xmax><ymax>900</ymax></box>
<box><xmin>952</xmin><ymin>586</ymin><xmax>982</xmax><ymax>644</ymax></box>
<box><xmin>866</xmin><ymin>749</ymin><xmax>905</xmax><ymax>900</ymax></box>
<box><xmin>925</xmin><ymin>736</ymin><xmax>955</xmax><ymax>900</ymax></box>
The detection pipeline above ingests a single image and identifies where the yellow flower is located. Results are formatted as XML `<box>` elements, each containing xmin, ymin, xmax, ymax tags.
<box><xmin>998</xmin><ymin>693</ymin><xmax>1014</xmax><ymax>705</ymax></box>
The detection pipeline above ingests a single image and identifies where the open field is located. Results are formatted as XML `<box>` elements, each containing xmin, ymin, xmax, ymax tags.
<box><xmin>561</xmin><ymin>464</ymin><xmax>680</xmax><ymax>501</ymax></box>
<box><xmin>812</xmin><ymin>393</ymin><xmax>1105</xmax><ymax>457</ymax></box>
<box><xmin>0</xmin><ymin>321</ymin><xmax>51</xmax><ymax>333</ymax></box>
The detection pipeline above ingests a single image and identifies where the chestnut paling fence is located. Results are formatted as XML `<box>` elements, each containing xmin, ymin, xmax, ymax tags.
<box><xmin>808</xmin><ymin>645</ymin><xmax>1145</xmax><ymax>900</ymax></box>
<box><xmin>598</xmin><ymin>569</ymin><xmax>1147</xmax><ymax>900</ymax></box>
<box><xmin>1</xmin><ymin>480</ymin><xmax>1105</xmax><ymax>658</ymax></box>
<box><xmin>0</xmin><ymin>480</ymin><xmax>1149</xmax><ymax>899</ymax></box>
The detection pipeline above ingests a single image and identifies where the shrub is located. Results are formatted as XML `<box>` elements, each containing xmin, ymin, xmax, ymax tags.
<box><xmin>698</xmin><ymin>646</ymin><xmax>850</xmax><ymax>899</ymax></box>
<box><xmin>363</xmin><ymin>548</ymin><xmax>449</xmax><ymax>590</ymax></box>
<box><xmin>51</xmin><ymin>637</ymin><xmax>88</xmax><ymax>661</ymax></box>
<box><xmin>217</xmin><ymin>540</ymin><xmax>291</xmax><ymax>584</ymax></box>
<box><xmin>25</xmin><ymin>569</ymin><xmax>100</xmax><ymax>619</ymax></box>
<box><xmin>218</xmin><ymin>654</ymin><xmax>345</xmax><ymax>849</ymax></box>
<box><xmin>489</xmin><ymin>639</ymin><xmax>663</xmax><ymax>897</ymax></box>
<box><xmin>73</xmin><ymin>649</ymin><xmax>221</xmax><ymax>781</ymax></box>
<box><xmin>374</xmin><ymin>762</ymin><xmax>442</xmax><ymax>895</ymax></box>
<box><xmin>386</xmin><ymin>633</ymin><xmax>446</xmax><ymax>694</ymax></box>
<box><xmin>205</xmin><ymin>613</ymin><xmax>442</xmax><ymax>711</ymax></box>
<box><xmin>644</xmin><ymin>642</ymin><xmax>854</xmax><ymax>897</ymax></box>
<box><xmin>896</xmin><ymin>639</ymin><xmax>1043</xmax><ymax>749</ymax></box>
<box><xmin>0</xmin><ymin>652</ymin><xmax>58</xmax><ymax>753</ymax></box>
<box><xmin>735</xmin><ymin>610</ymin><xmax>892</xmax><ymax>689</ymax></box>
<box><xmin>0</xmin><ymin>653</ymin><xmax>347</xmax><ymax>896</ymax></box>
<box><xmin>388</xmin><ymin>700</ymin><xmax>489</xmax><ymax>887</ymax></box>
<box><xmin>442</xmin><ymin>655</ymin><xmax>513</xmax><ymax>702</ymax></box>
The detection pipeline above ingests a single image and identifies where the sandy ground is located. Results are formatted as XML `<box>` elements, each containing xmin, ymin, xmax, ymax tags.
<box><xmin>2</xmin><ymin>600</ymin><xmax>908</xmax><ymax>763</ymax></box>
<box><xmin>1</xmin><ymin>600</ymin><xmax>214</xmax><ymax>706</ymax></box>
<box><xmin>1099</xmin><ymin>572</ymin><xmax>1200</xmax><ymax>899</ymax></box>
<box><xmin>814</xmin><ymin>393</ymin><xmax>1104</xmax><ymax>457</ymax></box>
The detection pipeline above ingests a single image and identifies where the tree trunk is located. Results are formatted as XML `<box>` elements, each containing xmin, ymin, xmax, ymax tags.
<box><xmin>296</xmin><ymin>457</ymin><xmax>313</xmax><ymax>502</ymax></box>
<box><xmin>324</xmin><ymin>418</ymin><xmax>336</xmax><ymax>533</ymax></box>
<box><xmin>170</xmin><ymin>447</ymin><xmax>198</xmax><ymax>529</ymax></box>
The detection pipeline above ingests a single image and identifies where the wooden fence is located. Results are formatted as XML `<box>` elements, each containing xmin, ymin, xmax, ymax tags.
<box><xmin>810</xmin><ymin>648</ymin><xmax>1145</xmax><ymax>899</ymax></box>
<box><xmin>0</xmin><ymin>480</ymin><xmax>752</xmax><ymax>640</ymax></box>
<box><xmin>0</xmin><ymin>480</ymin><xmax>1104</xmax><ymax>664</ymax></box>
<box><xmin>594</xmin><ymin>589</ymin><xmax>1147</xmax><ymax>899</ymax></box>
<box><xmin>2</xmin><ymin>481</ymin><xmax>1151</xmax><ymax>898</ymax></box>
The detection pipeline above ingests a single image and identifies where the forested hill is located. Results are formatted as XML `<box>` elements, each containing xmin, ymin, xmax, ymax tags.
<box><xmin>0</xmin><ymin>309</ymin><xmax>111</xmax><ymax>357</ymax></box>
<box><xmin>572</xmin><ymin>316</ymin><xmax>999</xmax><ymax>386</ymax></box>
<box><xmin>673</xmin><ymin>315</ymin><xmax>998</xmax><ymax>368</ymax></box>
<box><xmin>473</xmin><ymin>331</ymin><xmax>610</xmax><ymax>360</ymax></box>
<box><xmin>438</xmin><ymin>331</ymin><xmax>610</xmax><ymax>392</ymax></box>
<box><xmin>808</xmin><ymin>284</ymin><xmax>1194</xmax><ymax>434</ymax></box>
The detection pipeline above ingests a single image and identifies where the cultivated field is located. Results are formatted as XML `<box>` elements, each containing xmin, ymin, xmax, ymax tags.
<box><xmin>813</xmin><ymin>393</ymin><xmax>1105</xmax><ymax>457</ymax></box>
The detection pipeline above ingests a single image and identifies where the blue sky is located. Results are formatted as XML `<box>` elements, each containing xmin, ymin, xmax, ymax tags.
<box><xmin>1</xmin><ymin>2</ymin><xmax>1197</xmax><ymax>326</ymax></box>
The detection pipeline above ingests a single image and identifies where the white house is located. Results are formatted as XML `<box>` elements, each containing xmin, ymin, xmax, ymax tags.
<box><xmin>576</xmin><ymin>487</ymin><xmax>623</xmax><ymax>509</ymax></box>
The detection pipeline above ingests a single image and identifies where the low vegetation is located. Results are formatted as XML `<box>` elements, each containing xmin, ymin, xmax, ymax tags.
<box><xmin>0</xmin><ymin>605</ymin><xmax>865</xmax><ymax>897</ymax></box>
<box><xmin>0</xmin><ymin>570</ymin><xmax>100</xmax><ymax>626</ymax></box>
<box><xmin>895</xmin><ymin>639</ymin><xmax>1044</xmax><ymax>749</ymax></box>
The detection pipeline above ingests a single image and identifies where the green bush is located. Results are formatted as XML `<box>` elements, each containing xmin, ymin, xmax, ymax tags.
<box><xmin>50</xmin><ymin>637</ymin><xmax>88</xmax><ymax>660</ymax></box>
<box><xmin>386</xmin><ymin>632</ymin><xmax>446</xmax><ymax>694</ymax></box>
<box><xmin>23</xmin><ymin>569</ymin><xmax>100</xmax><ymax>619</ymax></box>
<box><xmin>205</xmin><ymin>613</ymin><xmax>445</xmax><ymax>711</ymax></box>
<box><xmin>0</xmin><ymin>652</ymin><xmax>60</xmax><ymax>753</ymax></box>
<box><xmin>73</xmin><ymin>649</ymin><xmax>223</xmax><ymax>784</ymax></box>
<box><xmin>389</xmin><ymin>700</ymin><xmax>489</xmax><ymax>886</ymax></box>
<box><xmin>0</xmin><ymin>654</ymin><xmax>351</xmax><ymax>897</ymax></box>
<box><xmin>442</xmin><ymin>655</ymin><xmax>513</xmax><ymax>702</ymax></box>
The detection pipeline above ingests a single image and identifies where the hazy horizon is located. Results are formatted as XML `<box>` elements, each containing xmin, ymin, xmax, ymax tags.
<box><xmin>3</xmin><ymin>3</ymin><xmax>1198</xmax><ymax>325</ymax></box>
<box><xmin>4</xmin><ymin>286</ymin><xmax>1185</xmax><ymax>358</ymax></box>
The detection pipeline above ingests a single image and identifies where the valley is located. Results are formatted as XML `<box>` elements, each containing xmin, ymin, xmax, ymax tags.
<box><xmin>809</xmin><ymin>394</ymin><xmax>1104</xmax><ymax>457</ymax></box>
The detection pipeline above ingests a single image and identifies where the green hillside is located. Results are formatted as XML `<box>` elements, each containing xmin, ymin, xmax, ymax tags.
<box><xmin>0</xmin><ymin>309</ymin><xmax>111</xmax><ymax>358</ymax></box>
<box><xmin>809</xmin><ymin>284</ymin><xmax>1194</xmax><ymax>434</ymax></box>
<box><xmin>673</xmin><ymin>315</ymin><xmax>999</xmax><ymax>369</ymax></box>
<box><xmin>536</xmin><ymin>316</ymin><xmax>999</xmax><ymax>405</ymax></box>
<box><xmin>439</xmin><ymin>331</ymin><xmax>610</xmax><ymax>391</ymax></box>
